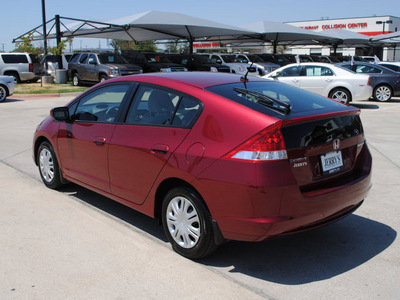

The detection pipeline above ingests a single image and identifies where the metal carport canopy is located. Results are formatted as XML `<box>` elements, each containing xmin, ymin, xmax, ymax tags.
<box><xmin>52</xmin><ymin>11</ymin><xmax>258</xmax><ymax>45</ymax></box>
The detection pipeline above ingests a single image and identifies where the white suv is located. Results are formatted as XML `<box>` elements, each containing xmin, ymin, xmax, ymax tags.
<box><xmin>206</xmin><ymin>54</ymin><xmax>257</xmax><ymax>76</ymax></box>
<box><xmin>0</xmin><ymin>52</ymin><xmax>41</xmax><ymax>83</ymax></box>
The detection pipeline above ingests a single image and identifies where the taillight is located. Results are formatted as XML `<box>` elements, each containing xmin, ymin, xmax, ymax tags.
<box><xmin>224</xmin><ymin>122</ymin><xmax>288</xmax><ymax>161</ymax></box>
<box><xmin>29</xmin><ymin>63</ymin><xmax>33</xmax><ymax>72</ymax></box>
<box><xmin>367</xmin><ymin>76</ymin><xmax>371</xmax><ymax>86</ymax></box>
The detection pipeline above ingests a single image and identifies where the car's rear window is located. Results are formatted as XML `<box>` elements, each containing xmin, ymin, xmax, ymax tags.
<box><xmin>205</xmin><ymin>81</ymin><xmax>345</xmax><ymax>117</ymax></box>
<box><xmin>1</xmin><ymin>54</ymin><xmax>28</xmax><ymax>64</ymax></box>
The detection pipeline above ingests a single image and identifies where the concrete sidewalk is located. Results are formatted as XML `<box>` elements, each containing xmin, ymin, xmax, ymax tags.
<box><xmin>0</xmin><ymin>162</ymin><xmax>265</xmax><ymax>299</ymax></box>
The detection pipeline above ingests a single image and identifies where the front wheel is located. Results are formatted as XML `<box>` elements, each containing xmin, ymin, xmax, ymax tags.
<box><xmin>162</xmin><ymin>187</ymin><xmax>217</xmax><ymax>259</ymax></box>
<box><xmin>373</xmin><ymin>85</ymin><xmax>392</xmax><ymax>102</ymax></box>
<box><xmin>99</xmin><ymin>75</ymin><xmax>108</xmax><ymax>83</ymax></box>
<box><xmin>37</xmin><ymin>141</ymin><xmax>62</xmax><ymax>189</ymax></box>
<box><xmin>329</xmin><ymin>88</ymin><xmax>351</xmax><ymax>104</ymax></box>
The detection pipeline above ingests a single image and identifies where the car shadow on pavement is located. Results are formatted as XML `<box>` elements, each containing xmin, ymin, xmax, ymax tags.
<box><xmin>57</xmin><ymin>184</ymin><xmax>396</xmax><ymax>285</ymax></box>
<box><xmin>200</xmin><ymin>215</ymin><xmax>396</xmax><ymax>285</ymax></box>
<box><xmin>351</xmin><ymin>103</ymin><xmax>380</xmax><ymax>109</ymax></box>
<box><xmin>58</xmin><ymin>183</ymin><xmax>168</xmax><ymax>242</ymax></box>
<box><xmin>1</xmin><ymin>98</ymin><xmax>24</xmax><ymax>103</ymax></box>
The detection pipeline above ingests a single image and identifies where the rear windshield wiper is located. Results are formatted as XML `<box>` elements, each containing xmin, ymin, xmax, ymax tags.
<box><xmin>233</xmin><ymin>87</ymin><xmax>291</xmax><ymax>115</ymax></box>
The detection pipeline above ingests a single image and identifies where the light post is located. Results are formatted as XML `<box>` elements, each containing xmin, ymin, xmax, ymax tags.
<box><xmin>41</xmin><ymin>0</ymin><xmax>47</xmax><ymax>73</ymax></box>
<box><xmin>376</xmin><ymin>20</ymin><xmax>393</xmax><ymax>34</ymax></box>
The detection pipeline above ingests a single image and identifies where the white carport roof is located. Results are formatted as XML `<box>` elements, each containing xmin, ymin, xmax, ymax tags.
<box><xmin>42</xmin><ymin>11</ymin><xmax>256</xmax><ymax>43</ymax></box>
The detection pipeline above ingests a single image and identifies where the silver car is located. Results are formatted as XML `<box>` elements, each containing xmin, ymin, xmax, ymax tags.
<box><xmin>0</xmin><ymin>75</ymin><xmax>15</xmax><ymax>102</ymax></box>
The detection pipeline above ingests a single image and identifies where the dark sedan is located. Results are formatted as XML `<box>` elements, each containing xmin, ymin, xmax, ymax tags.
<box><xmin>337</xmin><ymin>61</ymin><xmax>400</xmax><ymax>101</ymax></box>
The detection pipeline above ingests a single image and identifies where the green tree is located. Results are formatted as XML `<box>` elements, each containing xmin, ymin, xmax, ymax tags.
<box><xmin>48</xmin><ymin>38</ymin><xmax>71</xmax><ymax>55</ymax></box>
<box><xmin>164</xmin><ymin>40</ymin><xmax>190</xmax><ymax>53</ymax></box>
<box><xmin>14</xmin><ymin>34</ymin><xmax>43</xmax><ymax>55</ymax></box>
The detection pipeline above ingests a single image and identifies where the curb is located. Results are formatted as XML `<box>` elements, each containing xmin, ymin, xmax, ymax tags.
<box><xmin>9</xmin><ymin>92</ymin><xmax>81</xmax><ymax>99</ymax></box>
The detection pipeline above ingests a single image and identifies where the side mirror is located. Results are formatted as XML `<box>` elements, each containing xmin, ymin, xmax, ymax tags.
<box><xmin>242</xmin><ymin>59</ymin><xmax>249</xmax><ymax>63</ymax></box>
<box><xmin>216</xmin><ymin>59</ymin><xmax>222</xmax><ymax>64</ymax></box>
<box><xmin>270</xmin><ymin>72</ymin><xmax>280</xmax><ymax>78</ymax></box>
<box><xmin>89</xmin><ymin>60</ymin><xmax>97</xmax><ymax>65</ymax></box>
<box><xmin>51</xmin><ymin>107</ymin><xmax>69</xmax><ymax>122</ymax></box>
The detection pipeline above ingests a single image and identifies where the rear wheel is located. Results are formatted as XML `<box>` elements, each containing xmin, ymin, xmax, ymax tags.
<box><xmin>329</xmin><ymin>88</ymin><xmax>351</xmax><ymax>104</ymax></box>
<box><xmin>72</xmin><ymin>73</ymin><xmax>80</xmax><ymax>86</ymax></box>
<box><xmin>0</xmin><ymin>85</ymin><xmax>7</xmax><ymax>102</ymax></box>
<box><xmin>162</xmin><ymin>187</ymin><xmax>217</xmax><ymax>259</ymax></box>
<box><xmin>37</xmin><ymin>141</ymin><xmax>62</xmax><ymax>189</ymax></box>
<box><xmin>373</xmin><ymin>85</ymin><xmax>392</xmax><ymax>102</ymax></box>
<box><xmin>6</xmin><ymin>72</ymin><xmax>20</xmax><ymax>84</ymax></box>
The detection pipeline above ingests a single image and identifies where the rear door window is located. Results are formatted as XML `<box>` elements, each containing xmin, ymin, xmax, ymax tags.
<box><xmin>125</xmin><ymin>86</ymin><xmax>202</xmax><ymax>128</ymax></box>
<box><xmin>304</xmin><ymin>66</ymin><xmax>334</xmax><ymax>76</ymax></box>
<box><xmin>1</xmin><ymin>54</ymin><xmax>28</xmax><ymax>63</ymax></box>
<box><xmin>79</xmin><ymin>54</ymin><xmax>88</xmax><ymax>64</ymax></box>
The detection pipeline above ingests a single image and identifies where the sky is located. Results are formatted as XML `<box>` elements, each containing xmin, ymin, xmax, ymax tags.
<box><xmin>1</xmin><ymin>0</ymin><xmax>399</xmax><ymax>52</ymax></box>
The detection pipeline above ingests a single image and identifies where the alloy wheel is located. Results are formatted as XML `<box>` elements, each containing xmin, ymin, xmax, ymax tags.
<box><xmin>330</xmin><ymin>90</ymin><xmax>349</xmax><ymax>104</ymax></box>
<box><xmin>374</xmin><ymin>86</ymin><xmax>391</xmax><ymax>102</ymax></box>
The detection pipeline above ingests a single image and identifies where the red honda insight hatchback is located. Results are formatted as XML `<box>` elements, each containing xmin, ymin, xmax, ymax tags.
<box><xmin>34</xmin><ymin>72</ymin><xmax>372</xmax><ymax>258</ymax></box>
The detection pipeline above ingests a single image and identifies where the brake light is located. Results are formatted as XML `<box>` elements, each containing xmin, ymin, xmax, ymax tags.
<box><xmin>367</xmin><ymin>76</ymin><xmax>371</xmax><ymax>86</ymax></box>
<box><xmin>29</xmin><ymin>63</ymin><xmax>33</xmax><ymax>73</ymax></box>
<box><xmin>224</xmin><ymin>122</ymin><xmax>288</xmax><ymax>161</ymax></box>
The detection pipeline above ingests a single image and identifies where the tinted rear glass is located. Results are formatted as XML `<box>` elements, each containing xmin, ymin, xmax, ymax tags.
<box><xmin>206</xmin><ymin>81</ymin><xmax>345</xmax><ymax>117</ymax></box>
<box><xmin>2</xmin><ymin>54</ymin><xmax>28</xmax><ymax>63</ymax></box>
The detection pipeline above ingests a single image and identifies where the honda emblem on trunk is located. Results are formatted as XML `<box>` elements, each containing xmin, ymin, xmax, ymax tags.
<box><xmin>333</xmin><ymin>139</ymin><xmax>340</xmax><ymax>150</ymax></box>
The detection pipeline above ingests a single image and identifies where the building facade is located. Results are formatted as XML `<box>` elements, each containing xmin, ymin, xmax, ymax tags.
<box><xmin>287</xmin><ymin>16</ymin><xmax>400</xmax><ymax>61</ymax></box>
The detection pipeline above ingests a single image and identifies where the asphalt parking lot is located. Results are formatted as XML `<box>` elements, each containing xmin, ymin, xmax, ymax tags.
<box><xmin>1</xmin><ymin>94</ymin><xmax>399</xmax><ymax>299</ymax></box>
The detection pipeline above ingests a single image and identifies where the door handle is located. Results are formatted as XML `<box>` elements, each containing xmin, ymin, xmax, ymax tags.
<box><xmin>93</xmin><ymin>136</ymin><xmax>106</xmax><ymax>145</ymax></box>
<box><xmin>292</xmin><ymin>79</ymin><xmax>299</xmax><ymax>83</ymax></box>
<box><xmin>151</xmin><ymin>144</ymin><xmax>170</xmax><ymax>154</ymax></box>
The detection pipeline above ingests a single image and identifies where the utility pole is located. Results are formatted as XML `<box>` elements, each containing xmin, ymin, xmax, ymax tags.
<box><xmin>41</xmin><ymin>0</ymin><xmax>48</xmax><ymax>75</ymax></box>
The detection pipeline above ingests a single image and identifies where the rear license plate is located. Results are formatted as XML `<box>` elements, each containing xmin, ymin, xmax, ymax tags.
<box><xmin>320</xmin><ymin>151</ymin><xmax>343</xmax><ymax>174</ymax></box>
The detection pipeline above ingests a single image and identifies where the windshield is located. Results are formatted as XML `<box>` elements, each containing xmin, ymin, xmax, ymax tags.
<box><xmin>329</xmin><ymin>57</ymin><xmax>341</xmax><ymax>63</ymax></box>
<box><xmin>274</xmin><ymin>55</ymin><xmax>291</xmax><ymax>63</ymax></box>
<box><xmin>221</xmin><ymin>55</ymin><xmax>238</xmax><ymax>63</ymax></box>
<box><xmin>144</xmin><ymin>54</ymin><xmax>171</xmax><ymax>63</ymax></box>
<box><xmin>247</xmin><ymin>55</ymin><xmax>264</xmax><ymax>62</ymax></box>
<box><xmin>98</xmin><ymin>54</ymin><xmax>128</xmax><ymax>64</ymax></box>
<box><xmin>205</xmin><ymin>81</ymin><xmax>345</xmax><ymax>117</ymax></box>
<box><xmin>193</xmin><ymin>55</ymin><xmax>211</xmax><ymax>63</ymax></box>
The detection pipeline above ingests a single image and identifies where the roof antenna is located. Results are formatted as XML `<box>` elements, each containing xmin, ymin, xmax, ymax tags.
<box><xmin>241</xmin><ymin>62</ymin><xmax>253</xmax><ymax>89</ymax></box>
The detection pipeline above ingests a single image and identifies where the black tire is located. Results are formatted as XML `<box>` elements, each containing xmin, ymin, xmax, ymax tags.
<box><xmin>0</xmin><ymin>85</ymin><xmax>8</xmax><ymax>102</ymax></box>
<box><xmin>6</xmin><ymin>72</ymin><xmax>20</xmax><ymax>84</ymax></box>
<box><xmin>162</xmin><ymin>187</ymin><xmax>217</xmax><ymax>259</ymax></box>
<box><xmin>328</xmin><ymin>88</ymin><xmax>351</xmax><ymax>104</ymax></box>
<box><xmin>37</xmin><ymin>141</ymin><xmax>62</xmax><ymax>189</ymax></box>
<box><xmin>373</xmin><ymin>84</ymin><xmax>392</xmax><ymax>102</ymax></box>
<box><xmin>72</xmin><ymin>73</ymin><xmax>80</xmax><ymax>86</ymax></box>
<box><xmin>99</xmin><ymin>74</ymin><xmax>108</xmax><ymax>83</ymax></box>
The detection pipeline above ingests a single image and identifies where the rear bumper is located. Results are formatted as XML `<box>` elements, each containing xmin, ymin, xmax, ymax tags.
<box><xmin>194</xmin><ymin>145</ymin><xmax>372</xmax><ymax>242</ymax></box>
<box><xmin>20</xmin><ymin>72</ymin><xmax>39</xmax><ymax>82</ymax></box>
<box><xmin>353</xmin><ymin>85</ymin><xmax>373</xmax><ymax>101</ymax></box>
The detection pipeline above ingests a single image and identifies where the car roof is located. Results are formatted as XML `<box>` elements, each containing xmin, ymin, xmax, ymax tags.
<box><xmin>111</xmin><ymin>72</ymin><xmax>265</xmax><ymax>89</ymax></box>
<box><xmin>280</xmin><ymin>62</ymin><xmax>337</xmax><ymax>67</ymax></box>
